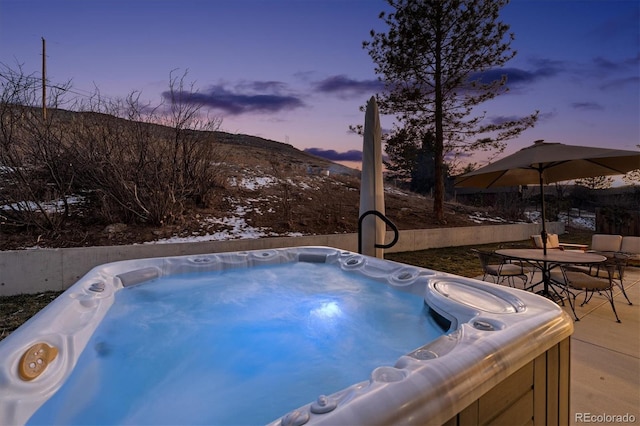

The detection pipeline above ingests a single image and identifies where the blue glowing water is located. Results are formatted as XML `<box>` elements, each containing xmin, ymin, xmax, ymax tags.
<box><xmin>28</xmin><ymin>262</ymin><xmax>444</xmax><ymax>425</ymax></box>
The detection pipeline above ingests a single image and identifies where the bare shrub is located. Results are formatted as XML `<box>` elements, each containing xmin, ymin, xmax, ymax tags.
<box><xmin>69</xmin><ymin>71</ymin><xmax>226</xmax><ymax>225</ymax></box>
<box><xmin>0</xmin><ymin>63</ymin><xmax>75</xmax><ymax>232</ymax></box>
<box><xmin>493</xmin><ymin>191</ymin><xmax>527</xmax><ymax>222</ymax></box>
<box><xmin>269</xmin><ymin>160</ymin><xmax>293</xmax><ymax>228</ymax></box>
<box><xmin>1</xmin><ymin>65</ymin><xmax>226</xmax><ymax>229</ymax></box>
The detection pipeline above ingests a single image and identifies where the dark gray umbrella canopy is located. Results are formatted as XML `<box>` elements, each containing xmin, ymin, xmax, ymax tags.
<box><xmin>455</xmin><ymin>140</ymin><xmax>640</xmax><ymax>253</ymax></box>
<box><xmin>455</xmin><ymin>140</ymin><xmax>640</xmax><ymax>188</ymax></box>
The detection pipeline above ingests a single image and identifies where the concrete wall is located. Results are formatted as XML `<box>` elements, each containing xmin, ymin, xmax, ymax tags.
<box><xmin>0</xmin><ymin>222</ymin><xmax>563</xmax><ymax>296</ymax></box>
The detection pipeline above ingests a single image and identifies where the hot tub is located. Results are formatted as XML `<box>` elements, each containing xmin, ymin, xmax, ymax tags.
<box><xmin>0</xmin><ymin>246</ymin><xmax>573</xmax><ymax>425</ymax></box>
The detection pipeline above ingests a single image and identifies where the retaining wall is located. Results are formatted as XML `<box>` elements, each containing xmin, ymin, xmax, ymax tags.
<box><xmin>0</xmin><ymin>222</ymin><xmax>563</xmax><ymax>296</ymax></box>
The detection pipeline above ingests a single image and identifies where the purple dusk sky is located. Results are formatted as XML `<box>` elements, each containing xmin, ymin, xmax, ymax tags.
<box><xmin>1</xmin><ymin>0</ymin><xmax>638</xmax><ymax>169</ymax></box>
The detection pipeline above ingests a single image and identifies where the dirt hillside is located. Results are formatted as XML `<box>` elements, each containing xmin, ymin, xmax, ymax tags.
<box><xmin>0</xmin><ymin>127</ymin><xmax>493</xmax><ymax>251</ymax></box>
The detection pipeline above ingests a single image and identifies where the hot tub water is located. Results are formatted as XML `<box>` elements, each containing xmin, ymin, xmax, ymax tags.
<box><xmin>28</xmin><ymin>262</ymin><xmax>444</xmax><ymax>425</ymax></box>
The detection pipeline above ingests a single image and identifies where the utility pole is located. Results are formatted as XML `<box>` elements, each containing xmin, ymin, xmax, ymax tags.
<box><xmin>42</xmin><ymin>37</ymin><xmax>46</xmax><ymax>120</ymax></box>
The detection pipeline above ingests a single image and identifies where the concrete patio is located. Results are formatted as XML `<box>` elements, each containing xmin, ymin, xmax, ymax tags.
<box><xmin>568</xmin><ymin>266</ymin><xmax>639</xmax><ymax>425</ymax></box>
<box><xmin>479</xmin><ymin>266</ymin><xmax>640</xmax><ymax>424</ymax></box>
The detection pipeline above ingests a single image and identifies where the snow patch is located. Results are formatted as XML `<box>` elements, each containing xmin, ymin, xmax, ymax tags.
<box><xmin>1</xmin><ymin>196</ymin><xmax>85</xmax><ymax>213</ymax></box>
<box><xmin>229</xmin><ymin>176</ymin><xmax>278</xmax><ymax>190</ymax></box>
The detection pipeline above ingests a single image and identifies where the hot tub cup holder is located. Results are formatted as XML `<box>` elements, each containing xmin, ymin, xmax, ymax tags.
<box><xmin>188</xmin><ymin>256</ymin><xmax>217</xmax><ymax>264</ymax></box>
<box><xmin>341</xmin><ymin>255</ymin><xmax>365</xmax><ymax>269</ymax></box>
<box><xmin>310</xmin><ymin>394</ymin><xmax>338</xmax><ymax>414</ymax></box>
<box><xmin>411</xmin><ymin>348</ymin><xmax>439</xmax><ymax>360</ymax></box>
<box><xmin>250</xmin><ymin>249</ymin><xmax>279</xmax><ymax>262</ymax></box>
<box><xmin>251</xmin><ymin>250</ymin><xmax>278</xmax><ymax>259</ymax></box>
<box><xmin>472</xmin><ymin>318</ymin><xmax>506</xmax><ymax>331</ymax></box>
<box><xmin>280</xmin><ymin>409</ymin><xmax>310</xmax><ymax>426</ymax></box>
<box><xmin>390</xmin><ymin>268</ymin><xmax>434</xmax><ymax>286</ymax></box>
<box><xmin>405</xmin><ymin>330</ymin><xmax>460</xmax><ymax>363</ymax></box>
<box><xmin>88</xmin><ymin>282</ymin><xmax>105</xmax><ymax>293</ymax></box>
<box><xmin>371</xmin><ymin>366</ymin><xmax>407</xmax><ymax>383</ymax></box>
<box><xmin>69</xmin><ymin>282</ymin><xmax>109</xmax><ymax>308</ymax></box>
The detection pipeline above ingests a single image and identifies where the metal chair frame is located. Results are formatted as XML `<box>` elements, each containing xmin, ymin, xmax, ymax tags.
<box><xmin>472</xmin><ymin>249</ymin><xmax>529</xmax><ymax>288</ymax></box>
<box><xmin>553</xmin><ymin>263</ymin><xmax>622</xmax><ymax>323</ymax></box>
<box><xmin>572</xmin><ymin>253</ymin><xmax>632</xmax><ymax>306</ymax></box>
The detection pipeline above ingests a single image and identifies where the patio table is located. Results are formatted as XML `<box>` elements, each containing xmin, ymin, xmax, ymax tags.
<box><xmin>557</xmin><ymin>243</ymin><xmax>589</xmax><ymax>251</ymax></box>
<box><xmin>495</xmin><ymin>249</ymin><xmax>606</xmax><ymax>300</ymax></box>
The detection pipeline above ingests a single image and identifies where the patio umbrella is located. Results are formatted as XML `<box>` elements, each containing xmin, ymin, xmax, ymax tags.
<box><xmin>359</xmin><ymin>96</ymin><xmax>386</xmax><ymax>258</ymax></box>
<box><xmin>455</xmin><ymin>140</ymin><xmax>640</xmax><ymax>253</ymax></box>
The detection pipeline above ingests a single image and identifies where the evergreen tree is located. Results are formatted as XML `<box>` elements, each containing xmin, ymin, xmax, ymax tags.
<box><xmin>621</xmin><ymin>144</ymin><xmax>640</xmax><ymax>186</ymax></box>
<box><xmin>574</xmin><ymin>176</ymin><xmax>614</xmax><ymax>190</ymax></box>
<box><xmin>621</xmin><ymin>169</ymin><xmax>640</xmax><ymax>186</ymax></box>
<box><xmin>383</xmin><ymin>126</ymin><xmax>421</xmax><ymax>181</ymax></box>
<box><xmin>365</xmin><ymin>0</ymin><xmax>538</xmax><ymax>222</ymax></box>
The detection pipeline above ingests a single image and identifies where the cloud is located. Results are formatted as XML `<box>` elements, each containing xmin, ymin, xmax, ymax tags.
<box><xmin>471</xmin><ymin>64</ymin><xmax>562</xmax><ymax>88</ymax></box>
<box><xmin>625</xmin><ymin>53</ymin><xmax>640</xmax><ymax>67</ymax></box>
<box><xmin>593</xmin><ymin>57</ymin><xmax>625</xmax><ymax>73</ymax></box>
<box><xmin>488</xmin><ymin>115</ymin><xmax>527</xmax><ymax>125</ymax></box>
<box><xmin>571</xmin><ymin>101</ymin><xmax>604</xmax><ymax>111</ymax></box>
<box><xmin>590</xmin><ymin>55</ymin><xmax>640</xmax><ymax>89</ymax></box>
<box><xmin>161</xmin><ymin>82</ymin><xmax>305</xmax><ymax>115</ymax></box>
<box><xmin>599</xmin><ymin>76</ymin><xmax>640</xmax><ymax>90</ymax></box>
<box><xmin>471</xmin><ymin>68</ymin><xmax>530</xmax><ymax>85</ymax></box>
<box><xmin>304</xmin><ymin>148</ymin><xmax>362</xmax><ymax>161</ymax></box>
<box><xmin>237</xmin><ymin>80</ymin><xmax>289</xmax><ymax>93</ymax></box>
<box><xmin>452</xmin><ymin>151</ymin><xmax>474</xmax><ymax>160</ymax></box>
<box><xmin>314</xmin><ymin>75</ymin><xmax>384</xmax><ymax>99</ymax></box>
<box><xmin>592</xmin><ymin>55</ymin><xmax>639</xmax><ymax>74</ymax></box>
<box><xmin>537</xmin><ymin>111</ymin><xmax>556</xmax><ymax>122</ymax></box>
<box><xmin>588</xmin><ymin>7</ymin><xmax>640</xmax><ymax>41</ymax></box>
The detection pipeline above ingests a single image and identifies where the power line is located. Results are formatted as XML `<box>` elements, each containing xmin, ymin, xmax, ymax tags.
<box><xmin>0</xmin><ymin>67</ymin><xmax>131</xmax><ymax>106</ymax></box>
<box><xmin>1</xmin><ymin>60</ymin><xmax>138</xmax><ymax>106</ymax></box>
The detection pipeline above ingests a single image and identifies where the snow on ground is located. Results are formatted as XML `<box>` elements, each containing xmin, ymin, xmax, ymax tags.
<box><xmin>384</xmin><ymin>186</ymin><xmax>408</xmax><ymax>197</ymax></box>
<box><xmin>563</xmin><ymin>215</ymin><xmax>596</xmax><ymax>230</ymax></box>
<box><xmin>2</xmin><ymin>169</ymin><xmax>596</xmax><ymax>246</ymax></box>
<box><xmin>228</xmin><ymin>176</ymin><xmax>278</xmax><ymax>190</ymax></box>
<box><xmin>149</xmin><ymin>219</ymin><xmax>304</xmax><ymax>244</ymax></box>
<box><xmin>228</xmin><ymin>172</ymin><xmax>328</xmax><ymax>192</ymax></box>
<box><xmin>468</xmin><ymin>212</ymin><xmax>511</xmax><ymax>224</ymax></box>
<box><xmin>152</xmin><ymin>206</ymin><xmax>595</xmax><ymax>245</ymax></box>
<box><xmin>1</xmin><ymin>196</ymin><xmax>85</xmax><ymax>213</ymax></box>
<box><xmin>524</xmin><ymin>210</ymin><xmax>596</xmax><ymax>230</ymax></box>
<box><xmin>149</xmin><ymin>176</ymin><xmax>308</xmax><ymax>243</ymax></box>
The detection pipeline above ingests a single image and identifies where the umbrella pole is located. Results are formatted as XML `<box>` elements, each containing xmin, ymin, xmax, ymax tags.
<box><xmin>539</xmin><ymin>169</ymin><xmax>548</xmax><ymax>256</ymax></box>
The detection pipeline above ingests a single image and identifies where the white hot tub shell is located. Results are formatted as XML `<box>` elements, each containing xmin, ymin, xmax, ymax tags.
<box><xmin>0</xmin><ymin>246</ymin><xmax>573</xmax><ymax>425</ymax></box>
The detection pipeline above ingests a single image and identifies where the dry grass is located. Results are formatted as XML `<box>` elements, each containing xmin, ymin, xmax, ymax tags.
<box><xmin>388</xmin><ymin>227</ymin><xmax>593</xmax><ymax>275</ymax></box>
<box><xmin>0</xmin><ymin>291</ymin><xmax>63</xmax><ymax>342</ymax></box>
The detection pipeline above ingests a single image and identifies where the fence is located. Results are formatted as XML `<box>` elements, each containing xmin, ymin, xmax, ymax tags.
<box><xmin>0</xmin><ymin>222</ymin><xmax>564</xmax><ymax>296</ymax></box>
<box><xmin>596</xmin><ymin>208</ymin><xmax>640</xmax><ymax>236</ymax></box>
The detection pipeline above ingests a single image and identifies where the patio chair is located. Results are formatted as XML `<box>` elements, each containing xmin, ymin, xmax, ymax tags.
<box><xmin>587</xmin><ymin>234</ymin><xmax>623</xmax><ymax>258</ymax></box>
<box><xmin>531</xmin><ymin>233</ymin><xmax>585</xmax><ymax>251</ymax></box>
<box><xmin>551</xmin><ymin>263</ymin><xmax>622</xmax><ymax>323</ymax></box>
<box><xmin>472</xmin><ymin>249</ymin><xmax>528</xmax><ymax>288</ymax></box>
<box><xmin>568</xmin><ymin>252</ymin><xmax>632</xmax><ymax>305</ymax></box>
<box><xmin>620</xmin><ymin>236</ymin><xmax>640</xmax><ymax>265</ymax></box>
<box><xmin>531</xmin><ymin>233</ymin><xmax>562</xmax><ymax>250</ymax></box>
<box><xmin>586</xmin><ymin>254</ymin><xmax>632</xmax><ymax>306</ymax></box>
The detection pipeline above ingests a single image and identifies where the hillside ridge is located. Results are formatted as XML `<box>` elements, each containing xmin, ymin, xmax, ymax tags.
<box><xmin>0</xmin><ymin>107</ymin><xmax>493</xmax><ymax>250</ymax></box>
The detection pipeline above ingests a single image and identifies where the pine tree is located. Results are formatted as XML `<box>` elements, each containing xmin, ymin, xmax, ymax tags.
<box><xmin>365</xmin><ymin>0</ymin><xmax>537</xmax><ymax>222</ymax></box>
<box><xmin>574</xmin><ymin>176</ymin><xmax>614</xmax><ymax>190</ymax></box>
